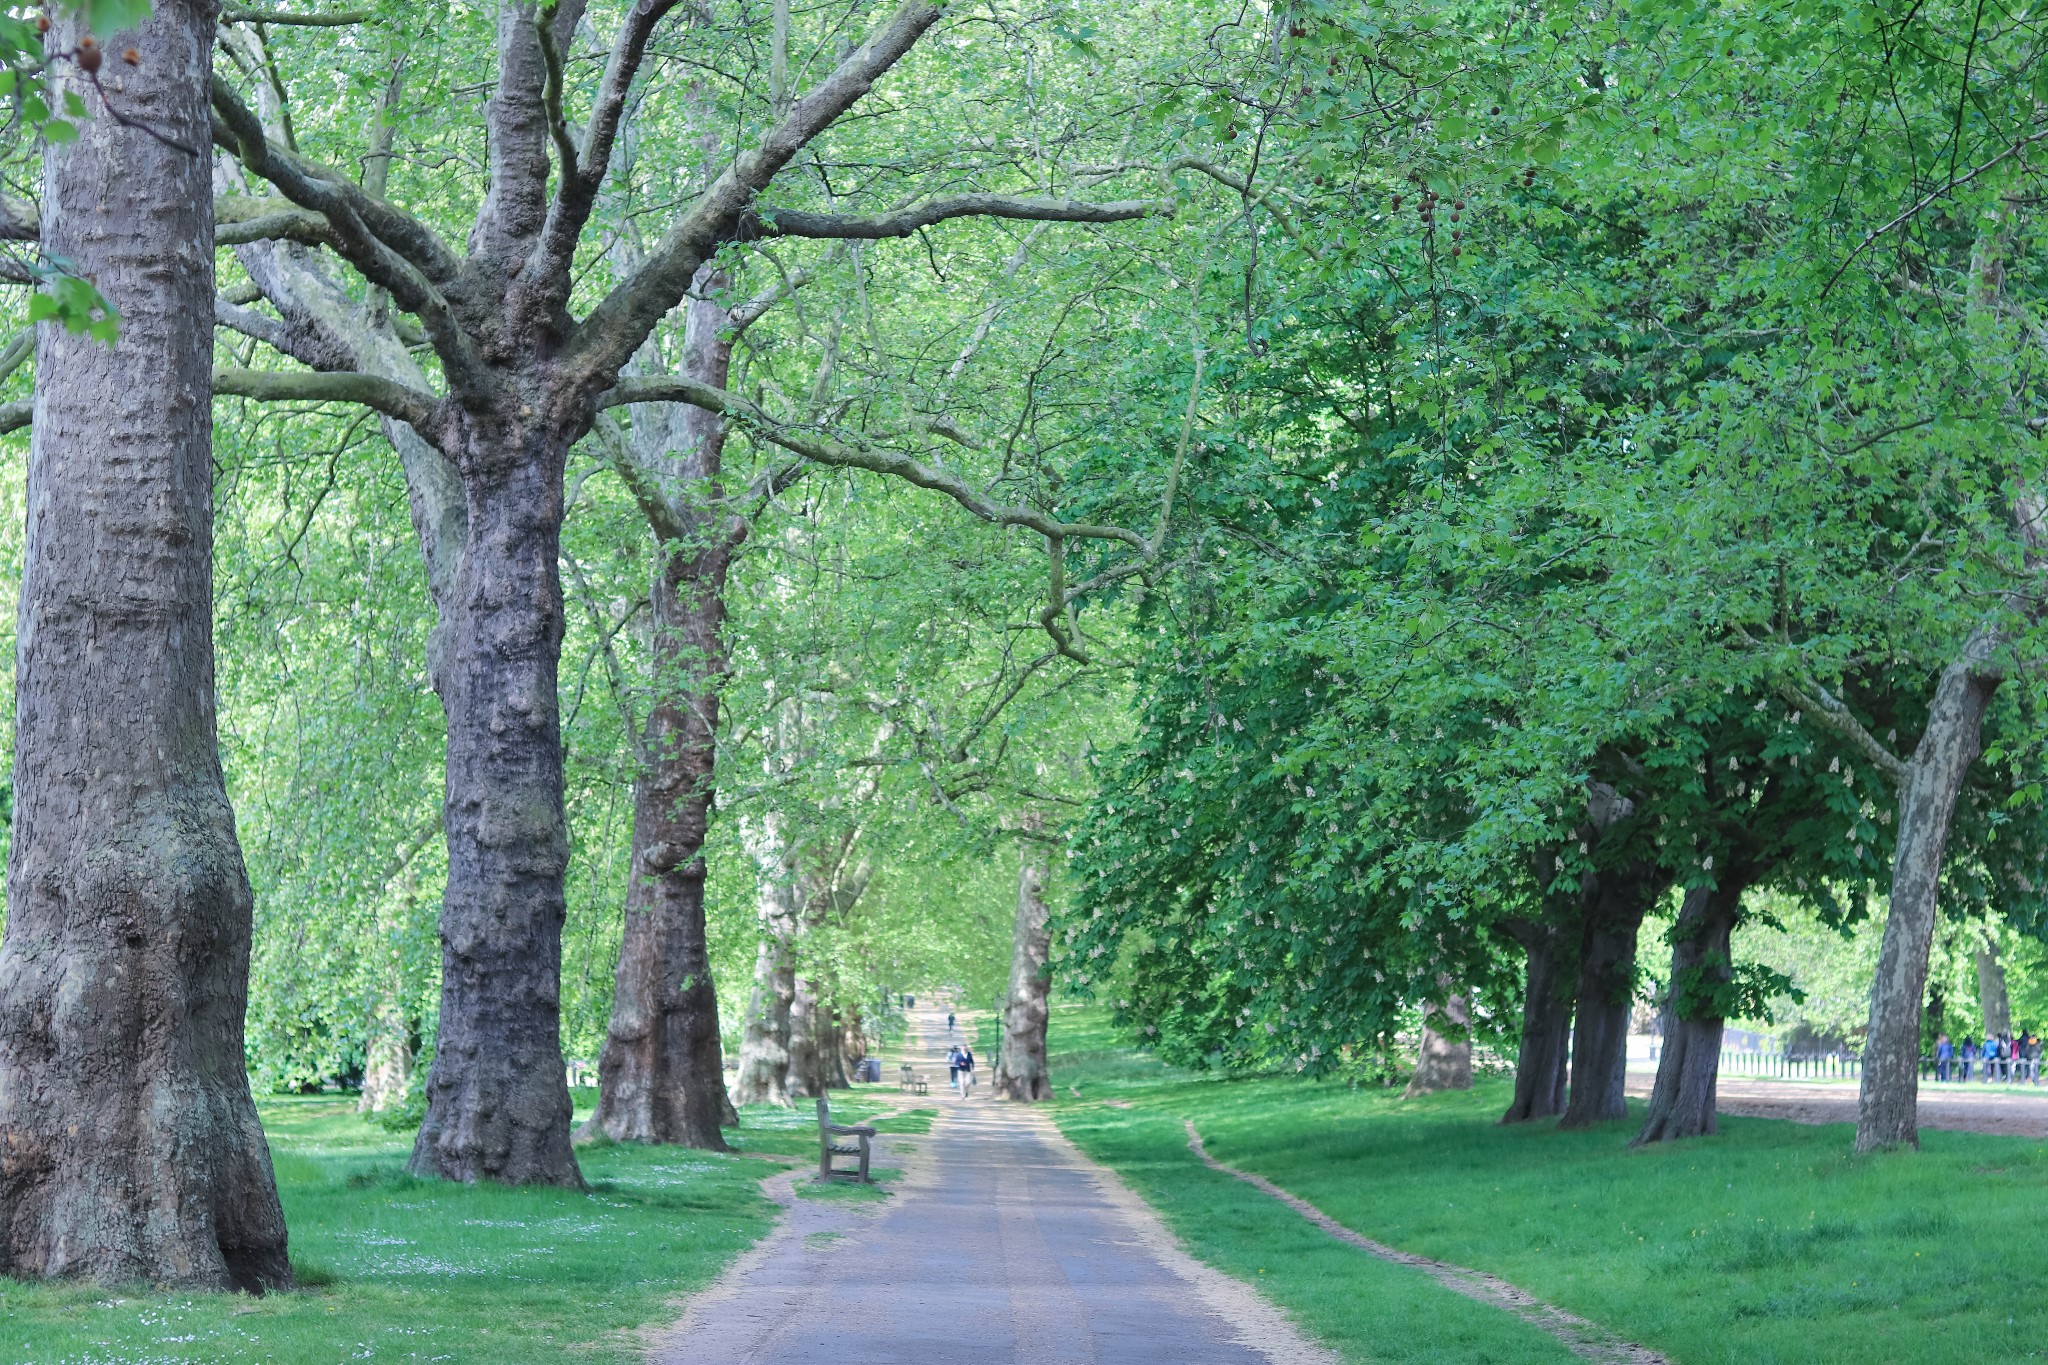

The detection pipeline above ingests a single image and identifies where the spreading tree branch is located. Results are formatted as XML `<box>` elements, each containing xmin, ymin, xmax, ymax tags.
<box><xmin>534</xmin><ymin>0</ymin><xmax>581</xmax><ymax>186</ymax></box>
<box><xmin>1078</xmin><ymin>155</ymin><xmax>1321</xmax><ymax>258</ymax></box>
<box><xmin>596</xmin><ymin>374</ymin><xmax>1146</xmax><ymax>552</ymax></box>
<box><xmin>12</xmin><ymin>192</ymin><xmax>339</xmax><ymax>250</ymax></box>
<box><xmin>590</xmin><ymin>411</ymin><xmax>687</xmax><ymax>542</ymax></box>
<box><xmin>214</xmin><ymin>366</ymin><xmax>442</xmax><ymax>429</ymax></box>
<box><xmin>222</xmin><ymin>6</ymin><xmax>370</xmax><ymax>24</ymax></box>
<box><xmin>210</xmin><ymin>80</ymin><xmax>490</xmax><ymax>390</ymax></box>
<box><xmin>211</xmin><ymin>81</ymin><xmax>458</xmax><ymax>283</ymax></box>
<box><xmin>726</xmin><ymin>252</ymin><xmax>833</xmax><ymax>334</ymax></box>
<box><xmin>951</xmin><ymin>650</ymin><xmax>1059</xmax><ymax>763</ymax></box>
<box><xmin>535</xmin><ymin>0</ymin><xmax>683</xmax><ymax>281</ymax></box>
<box><xmin>215</xmin><ymin>195</ymin><xmax>338</xmax><ymax>249</ymax></box>
<box><xmin>215</xmin><ymin>297</ymin><xmax>352</xmax><ymax>370</ymax></box>
<box><xmin>1760</xmin><ymin>669</ymin><xmax>1910</xmax><ymax>787</ymax></box>
<box><xmin>565</xmin><ymin>0</ymin><xmax>946</xmax><ymax>388</ymax></box>
<box><xmin>0</xmin><ymin>328</ymin><xmax>32</xmax><ymax>385</ymax></box>
<box><xmin>750</xmin><ymin>194</ymin><xmax>1165</xmax><ymax>241</ymax></box>
<box><xmin>1823</xmin><ymin>127</ymin><xmax>2048</xmax><ymax>298</ymax></box>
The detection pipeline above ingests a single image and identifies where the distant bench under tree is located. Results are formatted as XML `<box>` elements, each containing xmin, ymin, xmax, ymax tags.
<box><xmin>816</xmin><ymin>1097</ymin><xmax>876</xmax><ymax>1183</ymax></box>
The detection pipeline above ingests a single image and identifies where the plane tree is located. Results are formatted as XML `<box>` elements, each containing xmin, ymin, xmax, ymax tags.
<box><xmin>198</xmin><ymin>0</ymin><xmax>1174</xmax><ymax>1183</ymax></box>
<box><xmin>0</xmin><ymin>0</ymin><xmax>292</xmax><ymax>1290</ymax></box>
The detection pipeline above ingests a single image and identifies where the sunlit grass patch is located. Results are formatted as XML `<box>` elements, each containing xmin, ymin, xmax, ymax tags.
<box><xmin>1046</xmin><ymin>1004</ymin><xmax>2048</xmax><ymax>1365</ymax></box>
<box><xmin>871</xmin><ymin>1106</ymin><xmax>936</xmax><ymax>1134</ymax></box>
<box><xmin>0</xmin><ymin>1096</ymin><xmax>784</xmax><ymax>1363</ymax></box>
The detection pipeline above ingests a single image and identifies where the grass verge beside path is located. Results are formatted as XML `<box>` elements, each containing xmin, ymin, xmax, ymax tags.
<box><xmin>1046</xmin><ymin>1006</ymin><xmax>2048</xmax><ymax>1365</ymax></box>
<box><xmin>1060</xmin><ymin>1100</ymin><xmax>1582</xmax><ymax>1364</ymax></box>
<box><xmin>0</xmin><ymin>1093</ymin><xmax>908</xmax><ymax>1364</ymax></box>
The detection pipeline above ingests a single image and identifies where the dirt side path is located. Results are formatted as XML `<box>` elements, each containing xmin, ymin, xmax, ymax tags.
<box><xmin>1623</xmin><ymin>1070</ymin><xmax>2048</xmax><ymax>1137</ymax></box>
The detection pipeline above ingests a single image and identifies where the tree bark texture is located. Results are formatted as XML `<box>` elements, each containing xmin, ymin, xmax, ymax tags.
<box><xmin>841</xmin><ymin>1009</ymin><xmax>868</xmax><ymax>1074</ymax></box>
<box><xmin>0</xmin><ymin>0</ymin><xmax>292</xmax><ymax>1289</ymax></box>
<box><xmin>359</xmin><ymin>846</ymin><xmax>429</xmax><ymax>1115</ymax></box>
<box><xmin>733</xmin><ymin>817</ymin><xmax>800</xmax><ymax>1106</ymax></box>
<box><xmin>994</xmin><ymin>841</ymin><xmax>1054</xmax><ymax>1101</ymax></box>
<box><xmin>1633</xmin><ymin>872</ymin><xmax>1751</xmax><ymax>1145</ymax></box>
<box><xmin>787</xmin><ymin>977</ymin><xmax>825</xmax><ymax>1098</ymax></box>
<box><xmin>787</xmin><ymin>983</ymin><xmax>852</xmax><ymax>1097</ymax></box>
<box><xmin>733</xmin><ymin>936</ymin><xmax>796</xmax><ymax>1106</ymax></box>
<box><xmin>408</xmin><ymin>429</ymin><xmax>581</xmax><ymax>1186</ymax></box>
<box><xmin>1857</xmin><ymin>652</ymin><xmax>2000</xmax><ymax>1152</ymax></box>
<box><xmin>1559</xmin><ymin>863</ymin><xmax>1665</xmax><ymax>1129</ymax></box>
<box><xmin>818</xmin><ymin>999</ymin><xmax>852</xmax><ymax>1089</ymax></box>
<box><xmin>1404</xmin><ymin>990</ymin><xmax>1473</xmax><ymax>1097</ymax></box>
<box><xmin>1976</xmin><ymin>936</ymin><xmax>2012</xmax><ymax>1037</ymax></box>
<box><xmin>736</xmin><ymin>795</ymin><xmax>874</xmax><ymax>1102</ymax></box>
<box><xmin>359</xmin><ymin>996</ymin><xmax>413</xmax><ymax>1116</ymax></box>
<box><xmin>583</xmin><ymin>809</ymin><xmax>728</xmax><ymax>1145</ymax></box>
<box><xmin>1499</xmin><ymin>917</ymin><xmax>1575</xmax><ymax>1124</ymax></box>
<box><xmin>788</xmin><ymin>853</ymin><xmax>872</xmax><ymax>1097</ymax></box>
<box><xmin>586</xmin><ymin>282</ymin><xmax>735</xmax><ymax>1148</ymax></box>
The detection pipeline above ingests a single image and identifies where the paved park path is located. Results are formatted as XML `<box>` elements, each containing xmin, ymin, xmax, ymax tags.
<box><xmin>651</xmin><ymin>1007</ymin><xmax>1335</xmax><ymax>1365</ymax></box>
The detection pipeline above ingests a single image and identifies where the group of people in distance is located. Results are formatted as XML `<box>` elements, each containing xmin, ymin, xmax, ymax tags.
<box><xmin>944</xmin><ymin>1008</ymin><xmax>977</xmax><ymax>1097</ymax></box>
<box><xmin>1933</xmin><ymin>1030</ymin><xmax>2043</xmax><ymax>1082</ymax></box>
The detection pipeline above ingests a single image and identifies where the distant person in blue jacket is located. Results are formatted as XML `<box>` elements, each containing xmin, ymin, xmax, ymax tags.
<box><xmin>1983</xmin><ymin>1035</ymin><xmax>1999</xmax><ymax>1081</ymax></box>
<box><xmin>1936</xmin><ymin>1033</ymin><xmax>1954</xmax><ymax>1082</ymax></box>
<box><xmin>1960</xmin><ymin>1035</ymin><xmax>1976</xmax><ymax>1081</ymax></box>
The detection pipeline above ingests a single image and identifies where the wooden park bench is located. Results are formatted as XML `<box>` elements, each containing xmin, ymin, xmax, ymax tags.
<box><xmin>898</xmin><ymin>1063</ymin><xmax>928</xmax><ymax>1095</ymax></box>
<box><xmin>816</xmin><ymin>1096</ymin><xmax>876</xmax><ymax>1183</ymax></box>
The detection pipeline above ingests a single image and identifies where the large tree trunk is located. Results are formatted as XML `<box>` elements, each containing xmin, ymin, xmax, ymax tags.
<box><xmin>824</xmin><ymin>1002</ymin><xmax>852</xmax><ymax>1087</ymax></box>
<box><xmin>360</xmin><ymin>840</ymin><xmax>432</xmax><ymax>1115</ymax></box>
<box><xmin>409</xmin><ymin>435</ymin><xmax>581</xmax><ymax>1186</ymax></box>
<box><xmin>994</xmin><ymin>840</ymin><xmax>1054</xmax><ymax>1101</ymax></box>
<box><xmin>1404</xmin><ymin>989</ymin><xmax>1473</xmax><ymax>1097</ymax></box>
<box><xmin>1499</xmin><ymin>917</ymin><xmax>1575</xmax><ymax>1124</ymax></box>
<box><xmin>733</xmin><ymin>820</ymin><xmax>800</xmax><ymax>1106</ymax></box>
<box><xmin>0</xmin><ymin>0</ymin><xmax>291</xmax><ymax>1289</ymax></box>
<box><xmin>736</xmin><ymin>815</ymin><xmax>873</xmax><ymax>1102</ymax></box>
<box><xmin>803</xmin><ymin>994</ymin><xmax>852</xmax><ymax>1092</ymax></box>
<box><xmin>586</xmin><ymin>276</ymin><xmax>737</xmax><ymax>1148</ymax></box>
<box><xmin>1976</xmin><ymin>935</ymin><xmax>2012</xmax><ymax>1037</ymax></box>
<box><xmin>1633</xmin><ymin>872</ymin><xmax>1754</xmax><ymax>1145</ymax></box>
<box><xmin>733</xmin><ymin>932</ymin><xmax>796</xmax><ymax>1105</ymax></box>
<box><xmin>582</xmin><ymin>806</ymin><xmax>729</xmax><ymax>1146</ymax></box>
<box><xmin>1857</xmin><ymin>651</ymin><xmax>2000</xmax><ymax>1152</ymax></box>
<box><xmin>787</xmin><ymin>976</ymin><xmax>825</xmax><ymax>1098</ymax></box>
<box><xmin>1559</xmin><ymin>863</ymin><xmax>1665</xmax><ymax>1129</ymax></box>
<box><xmin>841</xmin><ymin>1007</ymin><xmax>868</xmax><ymax>1074</ymax></box>
<box><xmin>360</xmin><ymin>1001</ymin><xmax>414</xmax><ymax>1115</ymax></box>
<box><xmin>787</xmin><ymin>962</ymin><xmax>853</xmax><ymax>1097</ymax></box>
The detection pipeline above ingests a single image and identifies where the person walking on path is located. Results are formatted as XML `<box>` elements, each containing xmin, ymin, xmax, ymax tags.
<box><xmin>947</xmin><ymin>1010</ymin><xmax>956</xmax><ymax>1035</ymax></box>
<box><xmin>956</xmin><ymin>1044</ymin><xmax>977</xmax><ymax>1099</ymax></box>
<box><xmin>946</xmin><ymin>1043</ymin><xmax>963</xmax><ymax>1093</ymax></box>
<box><xmin>1937</xmin><ymin>1033</ymin><xmax>1953</xmax><ymax>1082</ymax></box>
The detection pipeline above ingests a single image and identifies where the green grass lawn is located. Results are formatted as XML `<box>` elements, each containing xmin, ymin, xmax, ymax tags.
<box><xmin>0</xmin><ymin>1092</ymin><xmax>921</xmax><ymax>1363</ymax></box>
<box><xmin>1046</xmin><ymin>1006</ymin><xmax>2048</xmax><ymax>1365</ymax></box>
